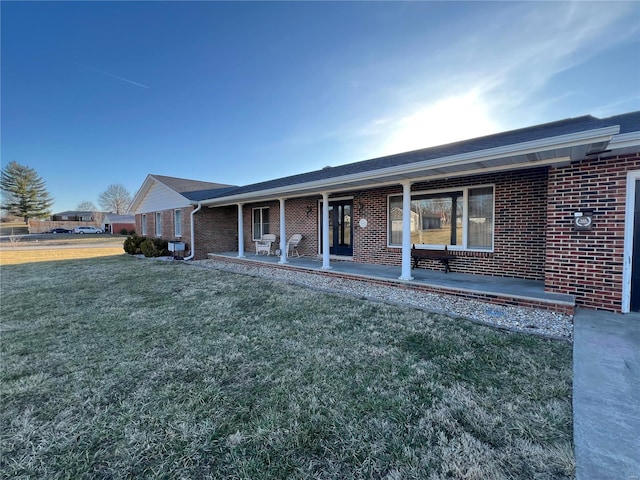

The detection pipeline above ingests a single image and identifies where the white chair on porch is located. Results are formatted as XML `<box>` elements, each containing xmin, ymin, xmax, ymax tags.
<box><xmin>255</xmin><ymin>234</ymin><xmax>276</xmax><ymax>255</ymax></box>
<box><xmin>286</xmin><ymin>234</ymin><xmax>303</xmax><ymax>257</ymax></box>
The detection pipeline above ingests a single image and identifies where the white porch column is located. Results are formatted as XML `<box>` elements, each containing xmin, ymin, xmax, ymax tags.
<box><xmin>321</xmin><ymin>192</ymin><xmax>331</xmax><ymax>270</ymax></box>
<box><xmin>399</xmin><ymin>181</ymin><xmax>414</xmax><ymax>281</ymax></box>
<box><xmin>237</xmin><ymin>203</ymin><xmax>245</xmax><ymax>258</ymax></box>
<box><xmin>278</xmin><ymin>198</ymin><xmax>288</xmax><ymax>264</ymax></box>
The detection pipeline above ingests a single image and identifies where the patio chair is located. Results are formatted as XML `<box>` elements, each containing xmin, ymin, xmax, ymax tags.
<box><xmin>255</xmin><ymin>233</ymin><xmax>276</xmax><ymax>255</ymax></box>
<box><xmin>286</xmin><ymin>234</ymin><xmax>303</xmax><ymax>257</ymax></box>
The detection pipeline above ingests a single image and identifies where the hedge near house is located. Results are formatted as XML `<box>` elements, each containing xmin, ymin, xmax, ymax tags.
<box><xmin>124</xmin><ymin>235</ymin><xmax>169</xmax><ymax>257</ymax></box>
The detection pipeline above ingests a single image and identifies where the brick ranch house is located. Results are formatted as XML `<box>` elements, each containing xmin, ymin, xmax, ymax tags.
<box><xmin>130</xmin><ymin>111</ymin><xmax>640</xmax><ymax>314</ymax></box>
<box><xmin>128</xmin><ymin>175</ymin><xmax>235</xmax><ymax>252</ymax></box>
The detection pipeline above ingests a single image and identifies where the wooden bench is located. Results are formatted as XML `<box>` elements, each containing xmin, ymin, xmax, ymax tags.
<box><xmin>411</xmin><ymin>244</ymin><xmax>456</xmax><ymax>273</ymax></box>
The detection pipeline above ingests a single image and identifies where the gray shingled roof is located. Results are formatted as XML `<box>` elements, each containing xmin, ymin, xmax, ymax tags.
<box><xmin>193</xmin><ymin>111</ymin><xmax>639</xmax><ymax>202</ymax></box>
<box><xmin>150</xmin><ymin>175</ymin><xmax>236</xmax><ymax>201</ymax></box>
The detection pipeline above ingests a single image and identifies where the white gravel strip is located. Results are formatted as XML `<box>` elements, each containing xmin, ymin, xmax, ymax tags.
<box><xmin>189</xmin><ymin>258</ymin><xmax>573</xmax><ymax>342</ymax></box>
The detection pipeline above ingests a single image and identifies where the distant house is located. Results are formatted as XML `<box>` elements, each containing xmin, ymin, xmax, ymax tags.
<box><xmin>130</xmin><ymin>111</ymin><xmax>640</xmax><ymax>314</ymax></box>
<box><xmin>28</xmin><ymin>210</ymin><xmax>107</xmax><ymax>234</ymax></box>
<box><xmin>102</xmin><ymin>214</ymin><xmax>135</xmax><ymax>234</ymax></box>
<box><xmin>128</xmin><ymin>175</ymin><xmax>235</xmax><ymax>254</ymax></box>
<box><xmin>52</xmin><ymin>211</ymin><xmax>96</xmax><ymax>222</ymax></box>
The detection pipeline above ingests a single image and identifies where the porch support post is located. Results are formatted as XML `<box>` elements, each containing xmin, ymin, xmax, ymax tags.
<box><xmin>278</xmin><ymin>197</ymin><xmax>288</xmax><ymax>264</ymax></box>
<box><xmin>321</xmin><ymin>192</ymin><xmax>332</xmax><ymax>270</ymax></box>
<box><xmin>237</xmin><ymin>203</ymin><xmax>245</xmax><ymax>258</ymax></box>
<box><xmin>399</xmin><ymin>181</ymin><xmax>414</xmax><ymax>281</ymax></box>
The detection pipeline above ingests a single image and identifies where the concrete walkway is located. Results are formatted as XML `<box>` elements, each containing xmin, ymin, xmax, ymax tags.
<box><xmin>573</xmin><ymin>309</ymin><xmax>640</xmax><ymax>480</ymax></box>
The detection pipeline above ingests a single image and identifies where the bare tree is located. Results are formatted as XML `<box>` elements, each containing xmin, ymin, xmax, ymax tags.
<box><xmin>77</xmin><ymin>200</ymin><xmax>97</xmax><ymax>212</ymax></box>
<box><xmin>92</xmin><ymin>211</ymin><xmax>106</xmax><ymax>228</ymax></box>
<box><xmin>98</xmin><ymin>184</ymin><xmax>132</xmax><ymax>214</ymax></box>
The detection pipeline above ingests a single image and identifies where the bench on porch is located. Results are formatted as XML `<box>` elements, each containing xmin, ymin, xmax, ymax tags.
<box><xmin>411</xmin><ymin>244</ymin><xmax>456</xmax><ymax>273</ymax></box>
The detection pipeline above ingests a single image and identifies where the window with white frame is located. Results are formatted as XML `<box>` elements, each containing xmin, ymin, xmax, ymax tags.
<box><xmin>252</xmin><ymin>207</ymin><xmax>270</xmax><ymax>240</ymax></box>
<box><xmin>388</xmin><ymin>185</ymin><xmax>494</xmax><ymax>250</ymax></box>
<box><xmin>141</xmin><ymin>214</ymin><xmax>147</xmax><ymax>236</ymax></box>
<box><xmin>155</xmin><ymin>212</ymin><xmax>162</xmax><ymax>237</ymax></box>
<box><xmin>174</xmin><ymin>209</ymin><xmax>182</xmax><ymax>237</ymax></box>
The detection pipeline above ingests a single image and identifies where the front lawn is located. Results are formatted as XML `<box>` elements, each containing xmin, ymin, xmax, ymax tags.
<box><xmin>0</xmin><ymin>256</ymin><xmax>573</xmax><ymax>479</ymax></box>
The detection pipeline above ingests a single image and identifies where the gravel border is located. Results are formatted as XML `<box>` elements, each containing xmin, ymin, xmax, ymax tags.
<box><xmin>189</xmin><ymin>258</ymin><xmax>573</xmax><ymax>342</ymax></box>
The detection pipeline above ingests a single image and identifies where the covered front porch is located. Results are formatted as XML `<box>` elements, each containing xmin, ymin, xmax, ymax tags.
<box><xmin>207</xmin><ymin>251</ymin><xmax>575</xmax><ymax>316</ymax></box>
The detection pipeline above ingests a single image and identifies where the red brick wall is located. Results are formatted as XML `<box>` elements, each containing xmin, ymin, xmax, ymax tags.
<box><xmin>353</xmin><ymin>168</ymin><xmax>549</xmax><ymax>280</ymax></box>
<box><xmin>134</xmin><ymin>206</ymin><xmax>194</xmax><ymax>247</ymax></box>
<box><xmin>353</xmin><ymin>186</ymin><xmax>401</xmax><ymax>265</ymax></box>
<box><xmin>135</xmin><ymin>214</ymin><xmax>151</xmax><ymax>237</ymax></box>
<box><xmin>242</xmin><ymin>201</ymin><xmax>279</xmax><ymax>253</ymax></box>
<box><xmin>159</xmin><ymin>211</ymin><xmax>172</xmax><ymax>239</ymax></box>
<box><xmin>277</xmin><ymin>198</ymin><xmax>319</xmax><ymax>256</ymax></box>
<box><xmin>193</xmin><ymin>205</ymin><xmax>238</xmax><ymax>259</ymax></box>
<box><xmin>546</xmin><ymin>154</ymin><xmax>640</xmax><ymax>311</ymax></box>
<box><xmin>239</xmin><ymin>199</ymin><xmax>319</xmax><ymax>256</ymax></box>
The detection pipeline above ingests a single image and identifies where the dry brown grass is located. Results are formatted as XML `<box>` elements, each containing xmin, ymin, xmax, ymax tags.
<box><xmin>0</xmin><ymin>235</ymin><xmax>125</xmax><ymax>265</ymax></box>
<box><xmin>1</xmin><ymin>256</ymin><xmax>574</xmax><ymax>479</ymax></box>
<box><xmin>0</xmin><ymin>247</ymin><xmax>124</xmax><ymax>265</ymax></box>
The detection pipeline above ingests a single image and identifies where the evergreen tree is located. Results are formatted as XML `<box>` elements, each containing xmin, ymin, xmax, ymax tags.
<box><xmin>1</xmin><ymin>161</ymin><xmax>54</xmax><ymax>223</ymax></box>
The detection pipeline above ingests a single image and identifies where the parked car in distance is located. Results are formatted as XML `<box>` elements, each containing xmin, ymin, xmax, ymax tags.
<box><xmin>48</xmin><ymin>228</ymin><xmax>72</xmax><ymax>234</ymax></box>
<box><xmin>73</xmin><ymin>226</ymin><xmax>103</xmax><ymax>234</ymax></box>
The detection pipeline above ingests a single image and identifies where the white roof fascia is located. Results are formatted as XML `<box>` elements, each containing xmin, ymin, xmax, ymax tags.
<box><xmin>128</xmin><ymin>174</ymin><xmax>156</xmax><ymax>213</ymax></box>
<box><xmin>199</xmin><ymin>126</ymin><xmax>619</xmax><ymax>207</ymax></box>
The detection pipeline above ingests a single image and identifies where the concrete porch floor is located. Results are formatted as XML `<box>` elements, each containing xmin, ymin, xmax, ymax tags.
<box><xmin>208</xmin><ymin>252</ymin><xmax>575</xmax><ymax>312</ymax></box>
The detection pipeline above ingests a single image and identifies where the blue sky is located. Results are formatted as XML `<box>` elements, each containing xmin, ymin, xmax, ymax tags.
<box><xmin>2</xmin><ymin>1</ymin><xmax>639</xmax><ymax>213</ymax></box>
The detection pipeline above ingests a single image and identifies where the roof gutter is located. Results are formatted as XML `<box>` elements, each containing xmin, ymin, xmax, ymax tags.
<box><xmin>184</xmin><ymin>202</ymin><xmax>202</xmax><ymax>261</ymax></box>
<box><xmin>607</xmin><ymin>131</ymin><xmax>640</xmax><ymax>150</ymax></box>
<box><xmin>198</xmin><ymin>125</ymin><xmax>620</xmax><ymax>207</ymax></box>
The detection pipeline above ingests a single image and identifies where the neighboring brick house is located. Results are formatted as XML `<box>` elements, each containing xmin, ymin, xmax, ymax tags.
<box><xmin>128</xmin><ymin>174</ymin><xmax>235</xmax><ymax>256</ymax></box>
<box><xmin>131</xmin><ymin>111</ymin><xmax>640</xmax><ymax>313</ymax></box>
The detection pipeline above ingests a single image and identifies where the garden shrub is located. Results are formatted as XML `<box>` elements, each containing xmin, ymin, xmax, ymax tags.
<box><xmin>153</xmin><ymin>238</ymin><xmax>169</xmax><ymax>256</ymax></box>
<box><xmin>140</xmin><ymin>238</ymin><xmax>169</xmax><ymax>257</ymax></box>
<box><xmin>123</xmin><ymin>234</ymin><xmax>145</xmax><ymax>255</ymax></box>
<box><xmin>124</xmin><ymin>235</ymin><xmax>168</xmax><ymax>257</ymax></box>
<box><xmin>120</xmin><ymin>228</ymin><xmax>129</xmax><ymax>235</ymax></box>
<box><xmin>140</xmin><ymin>239</ymin><xmax>157</xmax><ymax>257</ymax></box>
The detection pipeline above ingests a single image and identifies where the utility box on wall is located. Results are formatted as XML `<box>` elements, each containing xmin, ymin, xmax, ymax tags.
<box><xmin>573</xmin><ymin>210</ymin><xmax>594</xmax><ymax>231</ymax></box>
<box><xmin>168</xmin><ymin>241</ymin><xmax>186</xmax><ymax>259</ymax></box>
<box><xmin>168</xmin><ymin>241</ymin><xmax>185</xmax><ymax>252</ymax></box>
